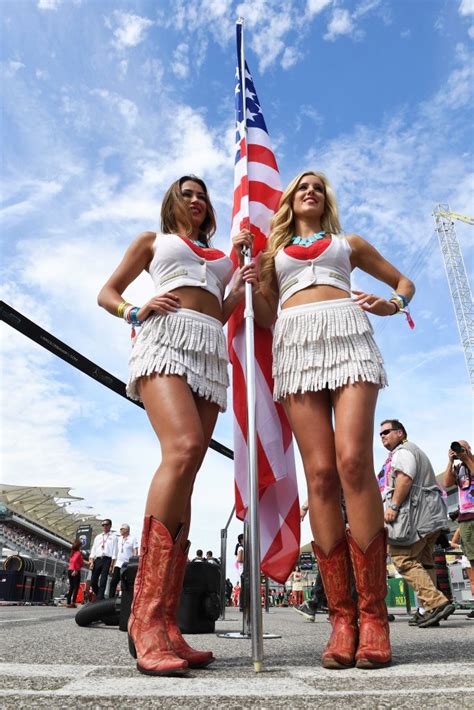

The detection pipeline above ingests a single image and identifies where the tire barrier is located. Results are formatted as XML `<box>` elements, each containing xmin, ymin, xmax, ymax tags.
<box><xmin>75</xmin><ymin>598</ymin><xmax>120</xmax><ymax>627</ymax></box>
<box><xmin>3</xmin><ymin>555</ymin><xmax>36</xmax><ymax>573</ymax></box>
<box><xmin>74</xmin><ymin>558</ymin><xmax>221</xmax><ymax>633</ymax></box>
<box><xmin>119</xmin><ymin>559</ymin><xmax>138</xmax><ymax>632</ymax></box>
<box><xmin>177</xmin><ymin>561</ymin><xmax>221</xmax><ymax>634</ymax></box>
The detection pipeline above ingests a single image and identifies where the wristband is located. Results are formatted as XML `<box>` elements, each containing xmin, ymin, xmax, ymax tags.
<box><xmin>389</xmin><ymin>292</ymin><xmax>415</xmax><ymax>330</ymax></box>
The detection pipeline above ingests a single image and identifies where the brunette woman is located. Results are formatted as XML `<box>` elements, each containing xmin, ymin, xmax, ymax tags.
<box><xmin>66</xmin><ymin>539</ymin><xmax>84</xmax><ymax>608</ymax></box>
<box><xmin>234</xmin><ymin>171</ymin><xmax>415</xmax><ymax>669</ymax></box>
<box><xmin>98</xmin><ymin>176</ymin><xmax>247</xmax><ymax>676</ymax></box>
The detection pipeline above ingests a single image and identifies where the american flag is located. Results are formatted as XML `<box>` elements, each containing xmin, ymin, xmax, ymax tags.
<box><xmin>227</xmin><ymin>22</ymin><xmax>300</xmax><ymax>585</ymax></box>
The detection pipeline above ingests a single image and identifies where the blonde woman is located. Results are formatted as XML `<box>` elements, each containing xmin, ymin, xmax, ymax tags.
<box><xmin>233</xmin><ymin>171</ymin><xmax>415</xmax><ymax>670</ymax></box>
<box><xmin>99</xmin><ymin>176</ymin><xmax>248</xmax><ymax>676</ymax></box>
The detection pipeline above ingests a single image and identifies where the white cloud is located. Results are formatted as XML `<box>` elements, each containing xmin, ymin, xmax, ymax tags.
<box><xmin>281</xmin><ymin>46</ymin><xmax>300</xmax><ymax>69</ymax></box>
<box><xmin>0</xmin><ymin>177</ymin><xmax>64</xmax><ymax>226</ymax></box>
<box><xmin>2</xmin><ymin>60</ymin><xmax>25</xmax><ymax>78</ymax></box>
<box><xmin>306</xmin><ymin>0</ymin><xmax>332</xmax><ymax>18</ymax></box>
<box><xmin>107</xmin><ymin>11</ymin><xmax>154</xmax><ymax>50</ymax></box>
<box><xmin>459</xmin><ymin>0</ymin><xmax>474</xmax><ymax>17</ymax></box>
<box><xmin>171</xmin><ymin>43</ymin><xmax>190</xmax><ymax>79</ymax></box>
<box><xmin>324</xmin><ymin>8</ymin><xmax>354</xmax><ymax>41</ymax></box>
<box><xmin>118</xmin><ymin>59</ymin><xmax>128</xmax><ymax>80</ymax></box>
<box><xmin>354</xmin><ymin>0</ymin><xmax>381</xmax><ymax>19</ymax></box>
<box><xmin>37</xmin><ymin>0</ymin><xmax>62</xmax><ymax>10</ymax></box>
<box><xmin>295</xmin><ymin>104</ymin><xmax>324</xmax><ymax>133</ymax></box>
<box><xmin>91</xmin><ymin>89</ymin><xmax>138</xmax><ymax>126</ymax></box>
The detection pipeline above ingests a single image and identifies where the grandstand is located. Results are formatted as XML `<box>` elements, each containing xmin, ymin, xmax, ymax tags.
<box><xmin>0</xmin><ymin>484</ymin><xmax>103</xmax><ymax>598</ymax></box>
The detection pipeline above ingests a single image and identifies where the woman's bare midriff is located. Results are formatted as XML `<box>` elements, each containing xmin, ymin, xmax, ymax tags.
<box><xmin>283</xmin><ymin>284</ymin><xmax>349</xmax><ymax>309</ymax></box>
<box><xmin>168</xmin><ymin>286</ymin><xmax>223</xmax><ymax>322</ymax></box>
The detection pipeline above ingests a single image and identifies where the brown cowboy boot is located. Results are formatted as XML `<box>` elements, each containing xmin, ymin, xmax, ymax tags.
<box><xmin>312</xmin><ymin>539</ymin><xmax>358</xmax><ymax>669</ymax></box>
<box><xmin>347</xmin><ymin>528</ymin><xmax>392</xmax><ymax>669</ymax></box>
<box><xmin>128</xmin><ymin>516</ymin><xmax>189</xmax><ymax>676</ymax></box>
<box><xmin>163</xmin><ymin>534</ymin><xmax>215</xmax><ymax>668</ymax></box>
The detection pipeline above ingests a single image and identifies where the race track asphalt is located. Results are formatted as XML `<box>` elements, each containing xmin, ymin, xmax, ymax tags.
<box><xmin>0</xmin><ymin>605</ymin><xmax>473</xmax><ymax>709</ymax></box>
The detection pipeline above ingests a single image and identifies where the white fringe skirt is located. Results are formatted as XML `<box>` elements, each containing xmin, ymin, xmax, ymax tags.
<box><xmin>273</xmin><ymin>298</ymin><xmax>387</xmax><ymax>400</ymax></box>
<box><xmin>126</xmin><ymin>308</ymin><xmax>229</xmax><ymax>411</ymax></box>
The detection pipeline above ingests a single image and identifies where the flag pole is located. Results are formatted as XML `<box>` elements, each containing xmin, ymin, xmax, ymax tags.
<box><xmin>237</xmin><ymin>16</ymin><xmax>264</xmax><ymax>673</ymax></box>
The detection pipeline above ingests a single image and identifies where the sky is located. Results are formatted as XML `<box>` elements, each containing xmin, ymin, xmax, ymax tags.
<box><xmin>1</xmin><ymin>0</ymin><xmax>473</xmax><ymax>583</ymax></box>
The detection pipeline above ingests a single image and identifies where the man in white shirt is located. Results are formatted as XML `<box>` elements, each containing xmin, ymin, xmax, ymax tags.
<box><xmin>380</xmin><ymin>420</ymin><xmax>454</xmax><ymax>628</ymax></box>
<box><xmin>109</xmin><ymin>524</ymin><xmax>139</xmax><ymax>598</ymax></box>
<box><xmin>89</xmin><ymin>519</ymin><xmax>118</xmax><ymax>601</ymax></box>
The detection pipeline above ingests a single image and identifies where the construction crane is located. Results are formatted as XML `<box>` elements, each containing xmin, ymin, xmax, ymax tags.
<box><xmin>433</xmin><ymin>205</ymin><xmax>473</xmax><ymax>387</ymax></box>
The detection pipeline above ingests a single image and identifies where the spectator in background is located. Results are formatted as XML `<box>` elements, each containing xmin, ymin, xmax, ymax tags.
<box><xmin>381</xmin><ymin>420</ymin><xmax>454</xmax><ymax>628</ymax></box>
<box><xmin>109</xmin><ymin>524</ymin><xmax>139</xmax><ymax>599</ymax></box>
<box><xmin>206</xmin><ymin>550</ymin><xmax>219</xmax><ymax>565</ymax></box>
<box><xmin>235</xmin><ymin>534</ymin><xmax>245</xmax><ymax>611</ymax></box>
<box><xmin>192</xmin><ymin>549</ymin><xmax>204</xmax><ymax>562</ymax></box>
<box><xmin>89</xmin><ymin>519</ymin><xmax>118</xmax><ymax>601</ymax></box>
<box><xmin>66</xmin><ymin>539</ymin><xmax>84</xmax><ymax>608</ymax></box>
<box><xmin>225</xmin><ymin>578</ymin><xmax>233</xmax><ymax>606</ymax></box>
<box><xmin>443</xmin><ymin>440</ymin><xmax>474</xmax><ymax>618</ymax></box>
<box><xmin>290</xmin><ymin>566</ymin><xmax>305</xmax><ymax>606</ymax></box>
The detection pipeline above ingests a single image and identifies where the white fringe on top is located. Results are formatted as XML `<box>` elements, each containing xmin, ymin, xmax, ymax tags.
<box><xmin>273</xmin><ymin>298</ymin><xmax>387</xmax><ymax>400</ymax></box>
<box><xmin>127</xmin><ymin>308</ymin><xmax>229</xmax><ymax>411</ymax></box>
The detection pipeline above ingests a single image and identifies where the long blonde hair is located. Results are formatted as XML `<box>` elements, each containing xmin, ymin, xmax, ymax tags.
<box><xmin>259</xmin><ymin>171</ymin><xmax>341</xmax><ymax>294</ymax></box>
<box><xmin>160</xmin><ymin>175</ymin><xmax>216</xmax><ymax>245</ymax></box>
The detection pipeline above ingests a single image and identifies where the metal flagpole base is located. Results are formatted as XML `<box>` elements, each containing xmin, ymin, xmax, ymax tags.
<box><xmin>217</xmin><ymin>632</ymin><xmax>281</xmax><ymax>639</ymax></box>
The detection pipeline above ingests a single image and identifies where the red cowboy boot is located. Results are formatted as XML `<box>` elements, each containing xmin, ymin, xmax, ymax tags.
<box><xmin>163</xmin><ymin>535</ymin><xmax>215</xmax><ymax>668</ymax></box>
<box><xmin>312</xmin><ymin>539</ymin><xmax>358</xmax><ymax>669</ymax></box>
<box><xmin>128</xmin><ymin>516</ymin><xmax>189</xmax><ymax>676</ymax></box>
<box><xmin>347</xmin><ymin>529</ymin><xmax>392</xmax><ymax>669</ymax></box>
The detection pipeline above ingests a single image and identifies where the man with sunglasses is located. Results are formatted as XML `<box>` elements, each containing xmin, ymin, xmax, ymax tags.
<box><xmin>444</xmin><ymin>440</ymin><xmax>474</xmax><ymax>616</ymax></box>
<box><xmin>380</xmin><ymin>420</ymin><xmax>454</xmax><ymax>628</ymax></box>
<box><xmin>89</xmin><ymin>519</ymin><xmax>118</xmax><ymax>601</ymax></box>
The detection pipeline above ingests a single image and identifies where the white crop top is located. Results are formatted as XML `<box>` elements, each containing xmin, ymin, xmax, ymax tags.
<box><xmin>274</xmin><ymin>235</ymin><xmax>352</xmax><ymax>304</ymax></box>
<box><xmin>148</xmin><ymin>233</ymin><xmax>233</xmax><ymax>306</ymax></box>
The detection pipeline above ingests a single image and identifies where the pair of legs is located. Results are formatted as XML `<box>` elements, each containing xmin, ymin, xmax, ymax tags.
<box><xmin>91</xmin><ymin>556</ymin><xmax>112</xmax><ymax>600</ymax></box>
<box><xmin>66</xmin><ymin>570</ymin><xmax>80</xmax><ymax>605</ymax></box>
<box><xmin>138</xmin><ymin>372</ymin><xmax>220</xmax><ymax>547</ymax></box>
<box><xmin>293</xmin><ymin>590</ymin><xmax>304</xmax><ymax>605</ymax></box>
<box><xmin>389</xmin><ymin>530</ymin><xmax>448</xmax><ymax>611</ymax></box>
<box><xmin>109</xmin><ymin>566</ymin><xmax>122</xmax><ymax>599</ymax></box>
<box><xmin>284</xmin><ymin>381</ymin><xmax>383</xmax><ymax>552</ymax></box>
<box><xmin>458</xmin><ymin>521</ymin><xmax>474</xmax><ymax>595</ymax></box>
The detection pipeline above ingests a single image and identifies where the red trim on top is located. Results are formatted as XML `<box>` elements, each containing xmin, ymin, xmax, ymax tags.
<box><xmin>284</xmin><ymin>236</ymin><xmax>332</xmax><ymax>260</ymax></box>
<box><xmin>178</xmin><ymin>235</ymin><xmax>227</xmax><ymax>261</ymax></box>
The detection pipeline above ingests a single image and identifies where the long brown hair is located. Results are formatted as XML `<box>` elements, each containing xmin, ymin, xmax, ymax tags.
<box><xmin>259</xmin><ymin>170</ymin><xmax>342</xmax><ymax>295</ymax></box>
<box><xmin>160</xmin><ymin>175</ymin><xmax>217</xmax><ymax>245</ymax></box>
<box><xmin>71</xmin><ymin>539</ymin><xmax>82</xmax><ymax>552</ymax></box>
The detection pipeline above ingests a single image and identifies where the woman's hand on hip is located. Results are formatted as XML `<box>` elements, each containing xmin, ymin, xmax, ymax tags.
<box><xmin>352</xmin><ymin>290</ymin><xmax>398</xmax><ymax>317</ymax></box>
<box><xmin>137</xmin><ymin>293</ymin><xmax>181</xmax><ymax>320</ymax></box>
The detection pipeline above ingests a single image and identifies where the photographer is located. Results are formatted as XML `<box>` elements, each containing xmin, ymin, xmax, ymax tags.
<box><xmin>444</xmin><ymin>440</ymin><xmax>474</xmax><ymax>617</ymax></box>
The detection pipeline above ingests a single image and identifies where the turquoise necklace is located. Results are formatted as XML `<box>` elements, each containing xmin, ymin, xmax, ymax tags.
<box><xmin>291</xmin><ymin>231</ymin><xmax>326</xmax><ymax>247</ymax></box>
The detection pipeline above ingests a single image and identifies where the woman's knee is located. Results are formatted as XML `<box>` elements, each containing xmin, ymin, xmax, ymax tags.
<box><xmin>337</xmin><ymin>452</ymin><xmax>373</xmax><ymax>494</ymax></box>
<box><xmin>163</xmin><ymin>435</ymin><xmax>205</xmax><ymax>476</ymax></box>
<box><xmin>306</xmin><ymin>463</ymin><xmax>340</xmax><ymax>501</ymax></box>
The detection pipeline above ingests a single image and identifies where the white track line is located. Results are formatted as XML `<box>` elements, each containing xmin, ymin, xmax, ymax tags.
<box><xmin>0</xmin><ymin>662</ymin><xmax>472</xmax><ymax>698</ymax></box>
